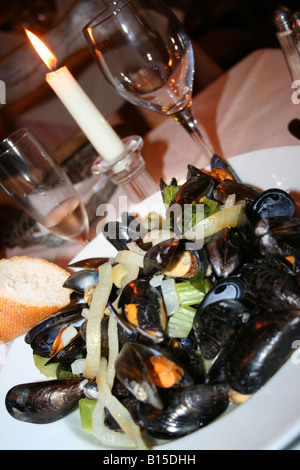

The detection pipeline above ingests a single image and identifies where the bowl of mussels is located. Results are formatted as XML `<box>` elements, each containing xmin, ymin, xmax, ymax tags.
<box><xmin>1</xmin><ymin>145</ymin><xmax>300</xmax><ymax>450</ymax></box>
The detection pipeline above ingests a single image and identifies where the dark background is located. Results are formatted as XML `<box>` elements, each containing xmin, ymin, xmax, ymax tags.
<box><xmin>1</xmin><ymin>0</ymin><xmax>300</xmax><ymax>71</ymax></box>
<box><xmin>165</xmin><ymin>0</ymin><xmax>300</xmax><ymax>71</ymax></box>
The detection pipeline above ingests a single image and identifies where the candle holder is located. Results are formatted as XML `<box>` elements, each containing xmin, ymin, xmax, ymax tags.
<box><xmin>91</xmin><ymin>135</ymin><xmax>158</xmax><ymax>204</ymax></box>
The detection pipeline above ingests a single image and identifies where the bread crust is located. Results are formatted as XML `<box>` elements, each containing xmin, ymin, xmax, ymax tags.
<box><xmin>0</xmin><ymin>256</ymin><xmax>71</xmax><ymax>343</ymax></box>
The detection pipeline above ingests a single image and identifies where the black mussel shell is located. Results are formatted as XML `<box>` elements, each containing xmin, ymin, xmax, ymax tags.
<box><xmin>63</xmin><ymin>269</ymin><xmax>99</xmax><ymax>294</ymax></box>
<box><xmin>226</xmin><ymin>308</ymin><xmax>300</xmax><ymax>394</ymax></box>
<box><xmin>143</xmin><ymin>238</ymin><xmax>180</xmax><ymax>277</ymax></box>
<box><xmin>25</xmin><ymin>303</ymin><xmax>87</xmax><ymax>346</ymax></box>
<box><xmin>45</xmin><ymin>335</ymin><xmax>86</xmax><ymax>366</ymax></box>
<box><xmin>204</xmin><ymin>341</ymin><xmax>234</xmax><ymax>386</ymax></box>
<box><xmin>213</xmin><ymin>180</ymin><xmax>261</xmax><ymax>205</ymax></box>
<box><xmin>248</xmin><ymin>189</ymin><xmax>296</xmax><ymax>227</ymax></box>
<box><xmin>199</xmin><ymin>277</ymin><xmax>246</xmax><ymax>311</ymax></box>
<box><xmin>5</xmin><ymin>378</ymin><xmax>87</xmax><ymax>424</ymax></box>
<box><xmin>205</xmin><ymin>227</ymin><xmax>245</xmax><ymax>279</ymax></box>
<box><xmin>168</xmin><ymin>174</ymin><xmax>214</xmax><ymax>210</ymax></box>
<box><xmin>193</xmin><ymin>300</ymin><xmax>252</xmax><ymax>360</ymax></box>
<box><xmin>255</xmin><ymin>216</ymin><xmax>300</xmax><ymax>258</ymax></box>
<box><xmin>136</xmin><ymin>384</ymin><xmax>229</xmax><ymax>440</ymax></box>
<box><xmin>29</xmin><ymin>308</ymin><xmax>87</xmax><ymax>357</ymax></box>
<box><xmin>68</xmin><ymin>258</ymin><xmax>109</xmax><ymax>269</ymax></box>
<box><xmin>240</xmin><ymin>259</ymin><xmax>300</xmax><ymax>310</ymax></box>
<box><xmin>295</xmin><ymin>256</ymin><xmax>300</xmax><ymax>286</ymax></box>
<box><xmin>115</xmin><ymin>343</ymin><xmax>164</xmax><ymax>410</ymax></box>
<box><xmin>103</xmin><ymin>213</ymin><xmax>145</xmax><ymax>251</ymax></box>
<box><xmin>117</xmin><ymin>279</ymin><xmax>167</xmax><ymax>342</ymax></box>
<box><xmin>211</xmin><ymin>154</ymin><xmax>242</xmax><ymax>183</ymax></box>
<box><xmin>143</xmin><ymin>238</ymin><xmax>207</xmax><ymax>280</ymax></box>
<box><xmin>102</xmin><ymin>221</ymin><xmax>131</xmax><ymax>251</ymax></box>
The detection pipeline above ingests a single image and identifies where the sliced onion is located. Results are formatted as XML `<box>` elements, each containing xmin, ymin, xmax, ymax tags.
<box><xmin>161</xmin><ymin>278</ymin><xmax>180</xmax><ymax>317</ymax></box>
<box><xmin>115</xmin><ymin>250</ymin><xmax>144</xmax><ymax>268</ymax></box>
<box><xmin>123</xmin><ymin>263</ymin><xmax>140</xmax><ymax>286</ymax></box>
<box><xmin>126</xmin><ymin>241</ymin><xmax>147</xmax><ymax>256</ymax></box>
<box><xmin>71</xmin><ymin>358</ymin><xmax>87</xmax><ymax>375</ymax></box>
<box><xmin>85</xmin><ymin>262</ymin><xmax>113</xmax><ymax>380</ymax></box>
<box><xmin>81</xmin><ymin>307</ymin><xmax>90</xmax><ymax>320</ymax></box>
<box><xmin>143</xmin><ymin>229</ymin><xmax>176</xmax><ymax>246</ymax></box>
<box><xmin>106</xmin><ymin>312</ymin><xmax>119</xmax><ymax>390</ymax></box>
<box><xmin>112</xmin><ymin>263</ymin><xmax>129</xmax><ymax>289</ymax></box>
<box><xmin>150</xmin><ymin>274</ymin><xmax>164</xmax><ymax>288</ymax></box>
<box><xmin>61</xmin><ymin>326</ymin><xmax>78</xmax><ymax>348</ymax></box>
<box><xmin>93</xmin><ymin>358</ymin><xmax>148</xmax><ymax>449</ymax></box>
<box><xmin>222</xmin><ymin>193</ymin><xmax>236</xmax><ymax>210</ymax></box>
<box><xmin>184</xmin><ymin>203</ymin><xmax>245</xmax><ymax>243</ymax></box>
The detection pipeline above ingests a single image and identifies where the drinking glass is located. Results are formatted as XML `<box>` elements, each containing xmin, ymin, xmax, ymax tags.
<box><xmin>0</xmin><ymin>128</ymin><xmax>89</xmax><ymax>243</ymax></box>
<box><xmin>83</xmin><ymin>0</ymin><xmax>213</xmax><ymax>162</ymax></box>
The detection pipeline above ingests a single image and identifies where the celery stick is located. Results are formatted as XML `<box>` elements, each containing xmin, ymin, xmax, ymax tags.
<box><xmin>167</xmin><ymin>306</ymin><xmax>197</xmax><ymax>338</ymax></box>
<box><xmin>163</xmin><ymin>185</ymin><xmax>179</xmax><ymax>207</ymax></box>
<box><xmin>33</xmin><ymin>355</ymin><xmax>58</xmax><ymax>378</ymax></box>
<box><xmin>191</xmin><ymin>277</ymin><xmax>213</xmax><ymax>294</ymax></box>
<box><xmin>79</xmin><ymin>398</ymin><xmax>97</xmax><ymax>432</ymax></box>
<box><xmin>203</xmin><ymin>197</ymin><xmax>219</xmax><ymax>217</ymax></box>
<box><xmin>175</xmin><ymin>281</ymin><xmax>206</xmax><ymax>306</ymax></box>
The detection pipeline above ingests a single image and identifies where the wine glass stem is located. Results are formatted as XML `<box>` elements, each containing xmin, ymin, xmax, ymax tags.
<box><xmin>172</xmin><ymin>105</ymin><xmax>213</xmax><ymax>163</ymax></box>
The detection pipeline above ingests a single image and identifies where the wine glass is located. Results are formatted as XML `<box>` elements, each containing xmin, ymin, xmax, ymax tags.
<box><xmin>83</xmin><ymin>0</ymin><xmax>213</xmax><ymax>163</ymax></box>
<box><xmin>0</xmin><ymin>128</ymin><xmax>90</xmax><ymax>243</ymax></box>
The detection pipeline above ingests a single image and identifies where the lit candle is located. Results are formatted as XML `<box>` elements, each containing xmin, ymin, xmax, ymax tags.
<box><xmin>25</xmin><ymin>29</ymin><xmax>125</xmax><ymax>162</ymax></box>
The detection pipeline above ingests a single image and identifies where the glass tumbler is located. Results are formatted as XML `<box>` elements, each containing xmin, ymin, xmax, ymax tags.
<box><xmin>0</xmin><ymin>128</ymin><xmax>89</xmax><ymax>243</ymax></box>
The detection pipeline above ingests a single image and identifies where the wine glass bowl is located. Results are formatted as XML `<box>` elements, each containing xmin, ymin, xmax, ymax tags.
<box><xmin>0</xmin><ymin>128</ymin><xmax>89</xmax><ymax>243</ymax></box>
<box><xmin>83</xmin><ymin>0</ymin><xmax>213</xmax><ymax>161</ymax></box>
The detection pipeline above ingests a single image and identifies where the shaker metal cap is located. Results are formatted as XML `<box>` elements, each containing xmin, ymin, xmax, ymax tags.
<box><xmin>292</xmin><ymin>12</ymin><xmax>300</xmax><ymax>40</ymax></box>
<box><xmin>273</xmin><ymin>5</ymin><xmax>292</xmax><ymax>32</ymax></box>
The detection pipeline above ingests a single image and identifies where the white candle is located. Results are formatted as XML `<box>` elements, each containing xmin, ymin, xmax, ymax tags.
<box><xmin>46</xmin><ymin>66</ymin><xmax>125</xmax><ymax>161</ymax></box>
<box><xmin>26</xmin><ymin>29</ymin><xmax>125</xmax><ymax>162</ymax></box>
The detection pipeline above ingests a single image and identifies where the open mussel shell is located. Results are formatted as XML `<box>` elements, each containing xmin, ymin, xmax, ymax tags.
<box><xmin>143</xmin><ymin>238</ymin><xmax>180</xmax><ymax>277</ymax></box>
<box><xmin>248</xmin><ymin>188</ymin><xmax>296</xmax><ymax>227</ymax></box>
<box><xmin>63</xmin><ymin>269</ymin><xmax>99</xmax><ymax>294</ymax></box>
<box><xmin>193</xmin><ymin>299</ymin><xmax>252</xmax><ymax>360</ymax></box>
<box><xmin>5</xmin><ymin>378</ymin><xmax>88</xmax><ymax>424</ymax></box>
<box><xmin>115</xmin><ymin>343</ymin><xmax>164</xmax><ymax>410</ymax></box>
<box><xmin>45</xmin><ymin>334</ymin><xmax>86</xmax><ymax>367</ymax></box>
<box><xmin>68</xmin><ymin>258</ymin><xmax>110</xmax><ymax>269</ymax></box>
<box><xmin>226</xmin><ymin>308</ymin><xmax>300</xmax><ymax>395</ymax></box>
<box><xmin>143</xmin><ymin>238</ymin><xmax>208</xmax><ymax>280</ymax></box>
<box><xmin>27</xmin><ymin>304</ymin><xmax>87</xmax><ymax>357</ymax></box>
<box><xmin>115</xmin><ymin>342</ymin><xmax>196</xmax><ymax>410</ymax></box>
<box><xmin>136</xmin><ymin>383</ymin><xmax>229</xmax><ymax>440</ymax></box>
<box><xmin>25</xmin><ymin>303</ymin><xmax>87</xmax><ymax>346</ymax></box>
<box><xmin>117</xmin><ymin>278</ymin><xmax>167</xmax><ymax>342</ymax></box>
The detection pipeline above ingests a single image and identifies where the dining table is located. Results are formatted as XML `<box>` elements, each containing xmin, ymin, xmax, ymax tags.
<box><xmin>1</xmin><ymin>46</ymin><xmax>300</xmax><ymax>450</ymax></box>
<box><xmin>4</xmin><ymin>47</ymin><xmax>300</xmax><ymax>266</ymax></box>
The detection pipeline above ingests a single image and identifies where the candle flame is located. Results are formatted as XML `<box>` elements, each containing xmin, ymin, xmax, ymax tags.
<box><xmin>25</xmin><ymin>28</ymin><xmax>57</xmax><ymax>70</ymax></box>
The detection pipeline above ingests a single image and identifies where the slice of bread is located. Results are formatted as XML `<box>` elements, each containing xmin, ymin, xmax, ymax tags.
<box><xmin>0</xmin><ymin>256</ymin><xmax>71</xmax><ymax>343</ymax></box>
